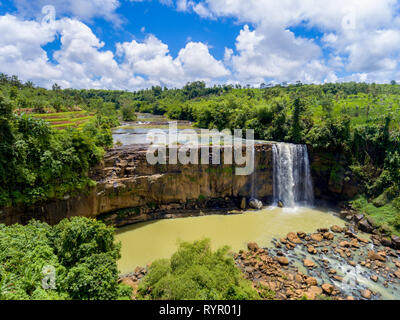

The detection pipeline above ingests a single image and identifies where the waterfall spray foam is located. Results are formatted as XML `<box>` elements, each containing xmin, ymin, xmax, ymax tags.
<box><xmin>272</xmin><ymin>143</ymin><xmax>314</xmax><ymax>208</ymax></box>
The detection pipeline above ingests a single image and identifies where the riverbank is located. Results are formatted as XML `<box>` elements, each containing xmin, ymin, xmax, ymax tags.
<box><xmin>120</xmin><ymin>222</ymin><xmax>400</xmax><ymax>300</ymax></box>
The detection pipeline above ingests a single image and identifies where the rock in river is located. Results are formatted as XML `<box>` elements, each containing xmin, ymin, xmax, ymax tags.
<box><xmin>304</xmin><ymin>259</ymin><xmax>316</xmax><ymax>268</ymax></box>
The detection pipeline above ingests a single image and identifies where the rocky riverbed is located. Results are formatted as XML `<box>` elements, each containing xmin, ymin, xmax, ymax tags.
<box><xmin>238</xmin><ymin>225</ymin><xmax>400</xmax><ymax>300</ymax></box>
<box><xmin>120</xmin><ymin>219</ymin><xmax>400</xmax><ymax>300</ymax></box>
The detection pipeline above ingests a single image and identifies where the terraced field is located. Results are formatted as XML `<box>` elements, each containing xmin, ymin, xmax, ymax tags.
<box><xmin>31</xmin><ymin>111</ymin><xmax>95</xmax><ymax>130</ymax></box>
<box><xmin>311</xmin><ymin>94</ymin><xmax>400</xmax><ymax>129</ymax></box>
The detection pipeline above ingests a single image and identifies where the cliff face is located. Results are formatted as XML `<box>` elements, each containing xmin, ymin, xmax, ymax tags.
<box><xmin>0</xmin><ymin>143</ymin><xmax>360</xmax><ymax>226</ymax></box>
<box><xmin>309</xmin><ymin>149</ymin><xmax>359</xmax><ymax>202</ymax></box>
<box><xmin>0</xmin><ymin>144</ymin><xmax>274</xmax><ymax>225</ymax></box>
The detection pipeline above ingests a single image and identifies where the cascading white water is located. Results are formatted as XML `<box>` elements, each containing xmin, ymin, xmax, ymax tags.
<box><xmin>272</xmin><ymin>143</ymin><xmax>314</xmax><ymax>208</ymax></box>
<box><xmin>249</xmin><ymin>146</ymin><xmax>263</xmax><ymax>209</ymax></box>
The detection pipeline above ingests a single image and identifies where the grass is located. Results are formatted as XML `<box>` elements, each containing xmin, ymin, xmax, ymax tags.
<box><xmin>30</xmin><ymin>111</ymin><xmax>95</xmax><ymax>130</ymax></box>
<box><xmin>351</xmin><ymin>195</ymin><xmax>400</xmax><ymax>236</ymax></box>
<box><xmin>310</xmin><ymin>94</ymin><xmax>400</xmax><ymax>129</ymax></box>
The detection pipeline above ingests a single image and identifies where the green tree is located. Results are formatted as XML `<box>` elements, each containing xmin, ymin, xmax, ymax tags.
<box><xmin>138</xmin><ymin>239</ymin><xmax>259</xmax><ymax>300</ymax></box>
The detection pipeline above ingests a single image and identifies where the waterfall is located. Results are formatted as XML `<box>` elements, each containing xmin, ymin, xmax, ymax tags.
<box><xmin>251</xmin><ymin>146</ymin><xmax>256</xmax><ymax>199</ymax></box>
<box><xmin>249</xmin><ymin>146</ymin><xmax>263</xmax><ymax>209</ymax></box>
<box><xmin>272</xmin><ymin>143</ymin><xmax>314</xmax><ymax>208</ymax></box>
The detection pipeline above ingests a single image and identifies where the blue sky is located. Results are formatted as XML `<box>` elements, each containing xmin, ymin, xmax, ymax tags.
<box><xmin>0</xmin><ymin>0</ymin><xmax>400</xmax><ymax>89</ymax></box>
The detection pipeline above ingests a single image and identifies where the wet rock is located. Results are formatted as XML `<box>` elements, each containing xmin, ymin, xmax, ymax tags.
<box><xmin>278</xmin><ymin>201</ymin><xmax>284</xmax><ymax>208</ymax></box>
<box><xmin>240</xmin><ymin>197</ymin><xmax>247</xmax><ymax>210</ymax></box>
<box><xmin>380</xmin><ymin>237</ymin><xmax>392</xmax><ymax>247</ymax></box>
<box><xmin>358</xmin><ymin>237</ymin><xmax>370</xmax><ymax>244</ymax></box>
<box><xmin>287</xmin><ymin>232</ymin><xmax>302</xmax><ymax>244</ymax></box>
<box><xmin>350</xmin><ymin>238</ymin><xmax>360</xmax><ymax>248</ymax></box>
<box><xmin>247</xmin><ymin>242</ymin><xmax>259</xmax><ymax>252</ymax></box>
<box><xmin>391</xmin><ymin>235</ymin><xmax>400</xmax><ymax>249</ymax></box>
<box><xmin>333</xmin><ymin>275</ymin><xmax>343</xmax><ymax>282</ymax></box>
<box><xmin>305</xmin><ymin>286</ymin><xmax>322</xmax><ymax>300</ymax></box>
<box><xmin>307</xmin><ymin>246</ymin><xmax>317</xmax><ymax>254</ymax></box>
<box><xmin>322</xmin><ymin>283</ymin><xmax>335</xmax><ymax>295</ymax></box>
<box><xmin>368</xmin><ymin>251</ymin><xmax>386</xmax><ymax>262</ymax></box>
<box><xmin>276</xmin><ymin>256</ymin><xmax>289</xmax><ymax>266</ymax></box>
<box><xmin>370</xmin><ymin>275</ymin><xmax>378</xmax><ymax>282</ymax></box>
<box><xmin>331</xmin><ymin>225</ymin><xmax>343</xmax><ymax>233</ymax></box>
<box><xmin>323</xmin><ymin>232</ymin><xmax>334</xmax><ymax>240</ymax></box>
<box><xmin>249</xmin><ymin>198</ymin><xmax>263</xmax><ymax>210</ymax></box>
<box><xmin>297</xmin><ymin>231</ymin><xmax>306</xmax><ymax>239</ymax></box>
<box><xmin>310</xmin><ymin>233</ymin><xmax>324</xmax><ymax>242</ymax></box>
<box><xmin>354</xmin><ymin>214</ymin><xmax>364</xmax><ymax>222</ymax></box>
<box><xmin>358</xmin><ymin>219</ymin><xmax>373</xmax><ymax>233</ymax></box>
<box><xmin>394</xmin><ymin>269</ymin><xmax>400</xmax><ymax>279</ymax></box>
<box><xmin>361</xmin><ymin>289</ymin><xmax>372</xmax><ymax>299</ymax></box>
<box><xmin>305</xmin><ymin>277</ymin><xmax>318</xmax><ymax>286</ymax></box>
<box><xmin>304</xmin><ymin>259</ymin><xmax>316</xmax><ymax>268</ymax></box>
<box><xmin>244</xmin><ymin>267</ymin><xmax>254</xmax><ymax>274</ymax></box>
<box><xmin>345</xmin><ymin>230</ymin><xmax>357</xmax><ymax>238</ymax></box>
<box><xmin>339</xmin><ymin>241</ymin><xmax>351</xmax><ymax>248</ymax></box>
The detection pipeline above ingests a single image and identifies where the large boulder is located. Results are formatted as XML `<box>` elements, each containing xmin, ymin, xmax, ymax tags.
<box><xmin>367</xmin><ymin>251</ymin><xmax>386</xmax><ymax>262</ymax></box>
<box><xmin>391</xmin><ymin>235</ymin><xmax>400</xmax><ymax>249</ymax></box>
<box><xmin>361</xmin><ymin>289</ymin><xmax>372</xmax><ymax>299</ymax></box>
<box><xmin>276</xmin><ymin>256</ymin><xmax>289</xmax><ymax>266</ymax></box>
<box><xmin>310</xmin><ymin>233</ymin><xmax>324</xmax><ymax>242</ymax></box>
<box><xmin>287</xmin><ymin>232</ymin><xmax>302</xmax><ymax>244</ymax></box>
<box><xmin>303</xmin><ymin>259</ymin><xmax>316</xmax><ymax>268</ymax></box>
<box><xmin>331</xmin><ymin>225</ymin><xmax>343</xmax><ymax>233</ymax></box>
<box><xmin>305</xmin><ymin>277</ymin><xmax>318</xmax><ymax>286</ymax></box>
<box><xmin>358</xmin><ymin>219</ymin><xmax>373</xmax><ymax>233</ymax></box>
<box><xmin>247</xmin><ymin>242</ymin><xmax>259</xmax><ymax>252</ymax></box>
<box><xmin>249</xmin><ymin>198</ymin><xmax>263</xmax><ymax>210</ymax></box>
<box><xmin>321</xmin><ymin>284</ymin><xmax>335</xmax><ymax>295</ymax></box>
<box><xmin>305</xmin><ymin>286</ymin><xmax>322</xmax><ymax>300</ymax></box>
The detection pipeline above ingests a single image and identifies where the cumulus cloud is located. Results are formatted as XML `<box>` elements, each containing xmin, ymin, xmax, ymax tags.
<box><xmin>0</xmin><ymin>13</ymin><xmax>229</xmax><ymax>89</ymax></box>
<box><xmin>12</xmin><ymin>0</ymin><xmax>122</xmax><ymax>23</ymax></box>
<box><xmin>3</xmin><ymin>0</ymin><xmax>400</xmax><ymax>89</ymax></box>
<box><xmin>187</xmin><ymin>0</ymin><xmax>400</xmax><ymax>83</ymax></box>
<box><xmin>116</xmin><ymin>35</ymin><xmax>230</xmax><ymax>87</ymax></box>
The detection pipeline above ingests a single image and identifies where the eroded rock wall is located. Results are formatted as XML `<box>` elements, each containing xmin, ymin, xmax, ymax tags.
<box><xmin>1</xmin><ymin>144</ymin><xmax>274</xmax><ymax>225</ymax></box>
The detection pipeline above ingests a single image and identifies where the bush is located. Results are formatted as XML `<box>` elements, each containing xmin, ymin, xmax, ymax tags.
<box><xmin>0</xmin><ymin>217</ymin><xmax>131</xmax><ymax>300</ymax></box>
<box><xmin>137</xmin><ymin>239</ymin><xmax>259</xmax><ymax>300</ymax></box>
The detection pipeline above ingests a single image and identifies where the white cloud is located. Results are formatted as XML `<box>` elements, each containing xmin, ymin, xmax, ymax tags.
<box><xmin>3</xmin><ymin>0</ymin><xmax>400</xmax><ymax>89</ymax></box>
<box><xmin>176</xmin><ymin>0</ymin><xmax>189</xmax><ymax>12</ymax></box>
<box><xmin>227</xmin><ymin>24</ymin><xmax>327</xmax><ymax>84</ymax></box>
<box><xmin>187</xmin><ymin>0</ymin><xmax>400</xmax><ymax>83</ymax></box>
<box><xmin>116</xmin><ymin>36</ymin><xmax>230</xmax><ymax>87</ymax></box>
<box><xmin>0</xmin><ymin>14</ymin><xmax>229</xmax><ymax>89</ymax></box>
<box><xmin>12</xmin><ymin>0</ymin><xmax>122</xmax><ymax>23</ymax></box>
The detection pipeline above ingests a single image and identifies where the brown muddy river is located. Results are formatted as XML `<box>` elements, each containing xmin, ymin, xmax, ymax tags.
<box><xmin>115</xmin><ymin>207</ymin><xmax>345</xmax><ymax>274</ymax></box>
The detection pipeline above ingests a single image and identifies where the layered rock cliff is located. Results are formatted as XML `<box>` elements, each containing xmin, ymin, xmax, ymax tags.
<box><xmin>1</xmin><ymin>143</ymin><xmax>274</xmax><ymax>226</ymax></box>
<box><xmin>0</xmin><ymin>143</ymin><xmax>360</xmax><ymax>226</ymax></box>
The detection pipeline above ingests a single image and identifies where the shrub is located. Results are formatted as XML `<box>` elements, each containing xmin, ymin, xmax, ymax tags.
<box><xmin>137</xmin><ymin>239</ymin><xmax>259</xmax><ymax>300</ymax></box>
<box><xmin>0</xmin><ymin>218</ymin><xmax>131</xmax><ymax>300</ymax></box>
